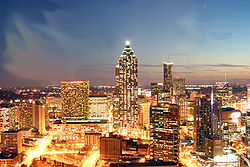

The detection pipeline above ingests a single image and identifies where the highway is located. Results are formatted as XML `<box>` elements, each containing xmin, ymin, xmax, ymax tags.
<box><xmin>81</xmin><ymin>151</ymin><xmax>100</xmax><ymax>167</ymax></box>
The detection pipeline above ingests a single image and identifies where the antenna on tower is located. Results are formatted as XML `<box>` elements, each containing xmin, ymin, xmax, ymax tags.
<box><xmin>225</xmin><ymin>49</ymin><xmax>227</xmax><ymax>83</ymax></box>
<box><xmin>168</xmin><ymin>53</ymin><xmax>170</xmax><ymax>63</ymax></box>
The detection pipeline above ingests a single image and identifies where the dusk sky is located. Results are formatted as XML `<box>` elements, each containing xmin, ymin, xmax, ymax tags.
<box><xmin>1</xmin><ymin>0</ymin><xmax>250</xmax><ymax>87</ymax></box>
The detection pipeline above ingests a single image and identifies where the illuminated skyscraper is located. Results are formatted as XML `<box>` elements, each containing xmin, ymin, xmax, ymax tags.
<box><xmin>150</xmin><ymin>103</ymin><xmax>179</xmax><ymax>162</ymax></box>
<box><xmin>61</xmin><ymin>81</ymin><xmax>89</xmax><ymax>120</ymax></box>
<box><xmin>193</xmin><ymin>95</ymin><xmax>222</xmax><ymax>153</ymax></box>
<box><xmin>114</xmin><ymin>41</ymin><xmax>139</xmax><ymax>134</ymax></box>
<box><xmin>163</xmin><ymin>62</ymin><xmax>174</xmax><ymax>96</ymax></box>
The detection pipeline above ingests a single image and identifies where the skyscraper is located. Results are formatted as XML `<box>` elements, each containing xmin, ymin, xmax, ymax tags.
<box><xmin>150</xmin><ymin>103</ymin><xmax>179</xmax><ymax>162</ymax></box>
<box><xmin>61</xmin><ymin>81</ymin><xmax>89</xmax><ymax>120</ymax></box>
<box><xmin>114</xmin><ymin>41</ymin><xmax>139</xmax><ymax>135</ymax></box>
<box><xmin>163</xmin><ymin>62</ymin><xmax>174</xmax><ymax>96</ymax></box>
<box><xmin>193</xmin><ymin>95</ymin><xmax>222</xmax><ymax>153</ymax></box>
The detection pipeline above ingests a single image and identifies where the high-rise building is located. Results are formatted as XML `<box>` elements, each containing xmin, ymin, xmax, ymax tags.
<box><xmin>18</xmin><ymin>103</ymin><xmax>33</xmax><ymax>130</ymax></box>
<box><xmin>46</xmin><ymin>94</ymin><xmax>62</xmax><ymax>126</ymax></box>
<box><xmin>163</xmin><ymin>62</ymin><xmax>174</xmax><ymax>96</ymax></box>
<box><xmin>114</xmin><ymin>41</ymin><xmax>139</xmax><ymax>134</ymax></box>
<box><xmin>32</xmin><ymin>102</ymin><xmax>46</xmax><ymax>134</ymax></box>
<box><xmin>173</xmin><ymin>78</ymin><xmax>185</xmax><ymax>96</ymax></box>
<box><xmin>175</xmin><ymin>96</ymin><xmax>188</xmax><ymax>123</ymax></box>
<box><xmin>61</xmin><ymin>81</ymin><xmax>89</xmax><ymax>120</ymax></box>
<box><xmin>193</xmin><ymin>95</ymin><xmax>222</xmax><ymax>152</ymax></box>
<box><xmin>150</xmin><ymin>103</ymin><xmax>179</xmax><ymax>163</ymax></box>
<box><xmin>0</xmin><ymin>105</ymin><xmax>17</xmax><ymax>132</ymax></box>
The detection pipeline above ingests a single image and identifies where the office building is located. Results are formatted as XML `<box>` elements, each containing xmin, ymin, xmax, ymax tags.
<box><xmin>150</xmin><ymin>103</ymin><xmax>179</xmax><ymax>162</ymax></box>
<box><xmin>0</xmin><ymin>106</ymin><xmax>17</xmax><ymax>132</ymax></box>
<box><xmin>51</xmin><ymin>120</ymin><xmax>108</xmax><ymax>143</ymax></box>
<box><xmin>89</xmin><ymin>94</ymin><xmax>111</xmax><ymax>120</ymax></box>
<box><xmin>18</xmin><ymin>103</ymin><xmax>33</xmax><ymax>130</ymax></box>
<box><xmin>46</xmin><ymin>94</ymin><xmax>62</xmax><ymax>126</ymax></box>
<box><xmin>193</xmin><ymin>95</ymin><xmax>222</xmax><ymax>152</ymax></box>
<box><xmin>0</xmin><ymin>153</ymin><xmax>19</xmax><ymax>167</ymax></box>
<box><xmin>61</xmin><ymin>80</ymin><xmax>89</xmax><ymax>120</ymax></box>
<box><xmin>85</xmin><ymin>132</ymin><xmax>102</xmax><ymax>148</ymax></box>
<box><xmin>32</xmin><ymin>102</ymin><xmax>46</xmax><ymax>134</ymax></box>
<box><xmin>0</xmin><ymin>131</ymin><xmax>22</xmax><ymax>154</ymax></box>
<box><xmin>114</xmin><ymin>41</ymin><xmax>139</xmax><ymax>134</ymax></box>
<box><xmin>204</xmin><ymin>137</ymin><xmax>223</xmax><ymax>159</ymax></box>
<box><xmin>151</xmin><ymin>82</ymin><xmax>164</xmax><ymax>101</ymax></box>
<box><xmin>100</xmin><ymin>136</ymin><xmax>122</xmax><ymax>162</ymax></box>
<box><xmin>163</xmin><ymin>62</ymin><xmax>174</xmax><ymax>96</ymax></box>
<box><xmin>173</xmin><ymin>78</ymin><xmax>185</xmax><ymax>96</ymax></box>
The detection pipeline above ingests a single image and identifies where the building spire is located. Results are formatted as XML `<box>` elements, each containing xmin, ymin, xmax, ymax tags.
<box><xmin>125</xmin><ymin>40</ymin><xmax>131</xmax><ymax>47</ymax></box>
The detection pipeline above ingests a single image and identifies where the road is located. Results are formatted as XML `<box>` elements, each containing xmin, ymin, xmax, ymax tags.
<box><xmin>81</xmin><ymin>151</ymin><xmax>100</xmax><ymax>167</ymax></box>
<box><xmin>20</xmin><ymin>136</ymin><xmax>53</xmax><ymax>166</ymax></box>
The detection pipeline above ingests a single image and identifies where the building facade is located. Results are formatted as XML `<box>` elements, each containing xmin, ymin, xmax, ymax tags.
<box><xmin>173</xmin><ymin>78</ymin><xmax>185</xmax><ymax>96</ymax></box>
<box><xmin>150</xmin><ymin>104</ymin><xmax>179</xmax><ymax>162</ymax></box>
<box><xmin>193</xmin><ymin>95</ymin><xmax>222</xmax><ymax>152</ymax></box>
<box><xmin>163</xmin><ymin>62</ymin><xmax>174</xmax><ymax>96</ymax></box>
<box><xmin>61</xmin><ymin>81</ymin><xmax>89</xmax><ymax>120</ymax></box>
<box><xmin>100</xmin><ymin>136</ymin><xmax>122</xmax><ymax>162</ymax></box>
<box><xmin>114</xmin><ymin>41</ymin><xmax>139</xmax><ymax>134</ymax></box>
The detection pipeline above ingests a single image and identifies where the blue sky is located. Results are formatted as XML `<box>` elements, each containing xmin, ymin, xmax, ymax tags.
<box><xmin>1</xmin><ymin>0</ymin><xmax>250</xmax><ymax>87</ymax></box>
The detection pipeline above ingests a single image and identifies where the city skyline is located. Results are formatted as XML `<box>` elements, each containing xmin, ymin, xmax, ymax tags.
<box><xmin>1</xmin><ymin>0</ymin><xmax>250</xmax><ymax>87</ymax></box>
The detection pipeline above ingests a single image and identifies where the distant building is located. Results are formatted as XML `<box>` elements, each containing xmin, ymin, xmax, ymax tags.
<box><xmin>100</xmin><ymin>136</ymin><xmax>122</xmax><ymax>162</ymax></box>
<box><xmin>150</xmin><ymin>103</ymin><xmax>179</xmax><ymax>162</ymax></box>
<box><xmin>61</xmin><ymin>81</ymin><xmax>89</xmax><ymax>120</ymax></box>
<box><xmin>173</xmin><ymin>78</ymin><xmax>185</xmax><ymax>96</ymax></box>
<box><xmin>215</xmin><ymin>82</ymin><xmax>229</xmax><ymax>97</ymax></box>
<box><xmin>0</xmin><ymin>131</ymin><xmax>22</xmax><ymax>154</ymax></box>
<box><xmin>114</xmin><ymin>41</ymin><xmax>139</xmax><ymax>135</ymax></box>
<box><xmin>163</xmin><ymin>62</ymin><xmax>174</xmax><ymax>96</ymax></box>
